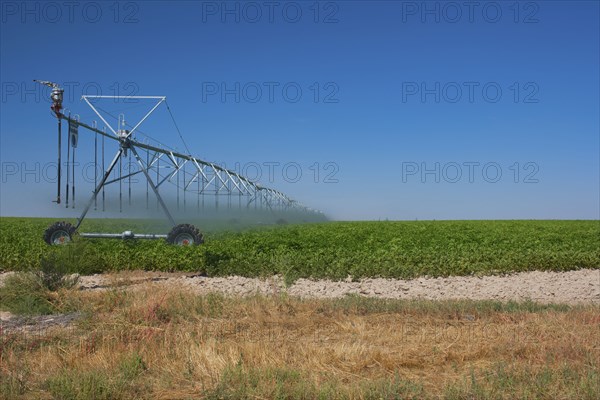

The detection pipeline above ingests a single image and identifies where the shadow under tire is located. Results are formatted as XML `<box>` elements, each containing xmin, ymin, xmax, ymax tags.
<box><xmin>44</xmin><ymin>221</ymin><xmax>76</xmax><ymax>245</ymax></box>
<box><xmin>166</xmin><ymin>224</ymin><xmax>204</xmax><ymax>246</ymax></box>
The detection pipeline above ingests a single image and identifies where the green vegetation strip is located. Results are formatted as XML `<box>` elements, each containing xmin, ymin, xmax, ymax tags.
<box><xmin>0</xmin><ymin>218</ymin><xmax>598</xmax><ymax>279</ymax></box>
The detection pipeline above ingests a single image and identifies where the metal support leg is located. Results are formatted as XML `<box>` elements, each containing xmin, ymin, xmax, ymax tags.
<box><xmin>75</xmin><ymin>149</ymin><xmax>123</xmax><ymax>230</ymax></box>
<box><xmin>129</xmin><ymin>145</ymin><xmax>176</xmax><ymax>227</ymax></box>
<box><xmin>146</xmin><ymin>150</ymin><xmax>149</xmax><ymax>209</ymax></box>
<box><xmin>94</xmin><ymin>128</ymin><xmax>97</xmax><ymax>210</ymax></box>
<box><xmin>102</xmin><ymin>131</ymin><xmax>105</xmax><ymax>212</ymax></box>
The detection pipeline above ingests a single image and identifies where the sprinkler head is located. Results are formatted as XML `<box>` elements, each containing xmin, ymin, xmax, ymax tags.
<box><xmin>33</xmin><ymin>80</ymin><xmax>63</xmax><ymax>115</ymax></box>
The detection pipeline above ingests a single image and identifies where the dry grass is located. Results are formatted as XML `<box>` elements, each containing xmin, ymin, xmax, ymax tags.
<box><xmin>1</xmin><ymin>284</ymin><xmax>598</xmax><ymax>399</ymax></box>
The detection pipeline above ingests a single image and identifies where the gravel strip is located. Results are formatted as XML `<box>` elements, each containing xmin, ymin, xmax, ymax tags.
<box><xmin>78</xmin><ymin>268</ymin><xmax>600</xmax><ymax>304</ymax></box>
<box><xmin>1</xmin><ymin>269</ymin><xmax>598</xmax><ymax>305</ymax></box>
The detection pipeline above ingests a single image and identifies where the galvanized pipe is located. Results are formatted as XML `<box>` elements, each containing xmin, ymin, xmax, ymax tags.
<box><xmin>80</xmin><ymin>232</ymin><xmax>167</xmax><ymax>240</ymax></box>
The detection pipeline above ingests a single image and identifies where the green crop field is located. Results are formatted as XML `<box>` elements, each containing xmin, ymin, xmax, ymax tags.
<box><xmin>0</xmin><ymin>217</ymin><xmax>598</xmax><ymax>280</ymax></box>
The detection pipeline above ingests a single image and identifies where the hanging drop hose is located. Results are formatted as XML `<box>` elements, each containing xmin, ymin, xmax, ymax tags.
<box><xmin>128</xmin><ymin>149</ymin><xmax>132</xmax><ymax>206</ymax></box>
<box><xmin>119</xmin><ymin>156</ymin><xmax>123</xmax><ymax>213</ymax></box>
<box><xmin>156</xmin><ymin>156</ymin><xmax>160</xmax><ymax>211</ymax></box>
<box><xmin>177</xmin><ymin>160</ymin><xmax>180</xmax><ymax>211</ymax></box>
<box><xmin>56</xmin><ymin>116</ymin><xmax>62</xmax><ymax>204</ymax></box>
<box><xmin>66</xmin><ymin>116</ymin><xmax>70</xmax><ymax>208</ymax></box>
<box><xmin>72</xmin><ymin>146</ymin><xmax>75</xmax><ymax>208</ymax></box>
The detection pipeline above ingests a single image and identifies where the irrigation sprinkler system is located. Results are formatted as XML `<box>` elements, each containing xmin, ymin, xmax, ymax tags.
<box><xmin>34</xmin><ymin>80</ymin><xmax>319</xmax><ymax>246</ymax></box>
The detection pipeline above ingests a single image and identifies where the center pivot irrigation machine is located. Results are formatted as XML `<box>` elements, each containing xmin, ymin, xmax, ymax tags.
<box><xmin>35</xmin><ymin>80</ymin><xmax>319</xmax><ymax>246</ymax></box>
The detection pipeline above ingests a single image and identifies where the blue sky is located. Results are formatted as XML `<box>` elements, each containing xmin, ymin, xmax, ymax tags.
<box><xmin>1</xmin><ymin>1</ymin><xmax>598</xmax><ymax>220</ymax></box>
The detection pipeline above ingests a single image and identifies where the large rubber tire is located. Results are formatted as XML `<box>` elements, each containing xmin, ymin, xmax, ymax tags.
<box><xmin>166</xmin><ymin>224</ymin><xmax>203</xmax><ymax>246</ymax></box>
<box><xmin>44</xmin><ymin>221</ymin><xmax>76</xmax><ymax>245</ymax></box>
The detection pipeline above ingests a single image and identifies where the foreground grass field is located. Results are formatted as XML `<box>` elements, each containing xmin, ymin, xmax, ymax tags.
<box><xmin>0</xmin><ymin>218</ymin><xmax>598</xmax><ymax>280</ymax></box>
<box><xmin>1</xmin><ymin>284</ymin><xmax>598</xmax><ymax>399</ymax></box>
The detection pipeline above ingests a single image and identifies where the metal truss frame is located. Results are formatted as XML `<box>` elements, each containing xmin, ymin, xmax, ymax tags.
<box><xmin>61</xmin><ymin>95</ymin><xmax>313</xmax><ymax>232</ymax></box>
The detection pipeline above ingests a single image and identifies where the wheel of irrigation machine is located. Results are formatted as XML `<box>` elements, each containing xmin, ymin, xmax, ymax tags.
<box><xmin>43</xmin><ymin>221</ymin><xmax>76</xmax><ymax>245</ymax></box>
<box><xmin>166</xmin><ymin>224</ymin><xmax>204</xmax><ymax>246</ymax></box>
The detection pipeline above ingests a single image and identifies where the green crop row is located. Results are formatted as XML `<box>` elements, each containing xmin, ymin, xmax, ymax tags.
<box><xmin>0</xmin><ymin>217</ymin><xmax>598</xmax><ymax>281</ymax></box>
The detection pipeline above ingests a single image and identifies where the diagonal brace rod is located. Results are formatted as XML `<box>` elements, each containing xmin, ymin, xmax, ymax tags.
<box><xmin>75</xmin><ymin>148</ymin><xmax>123</xmax><ymax>230</ymax></box>
<box><xmin>129</xmin><ymin>145</ymin><xmax>176</xmax><ymax>227</ymax></box>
